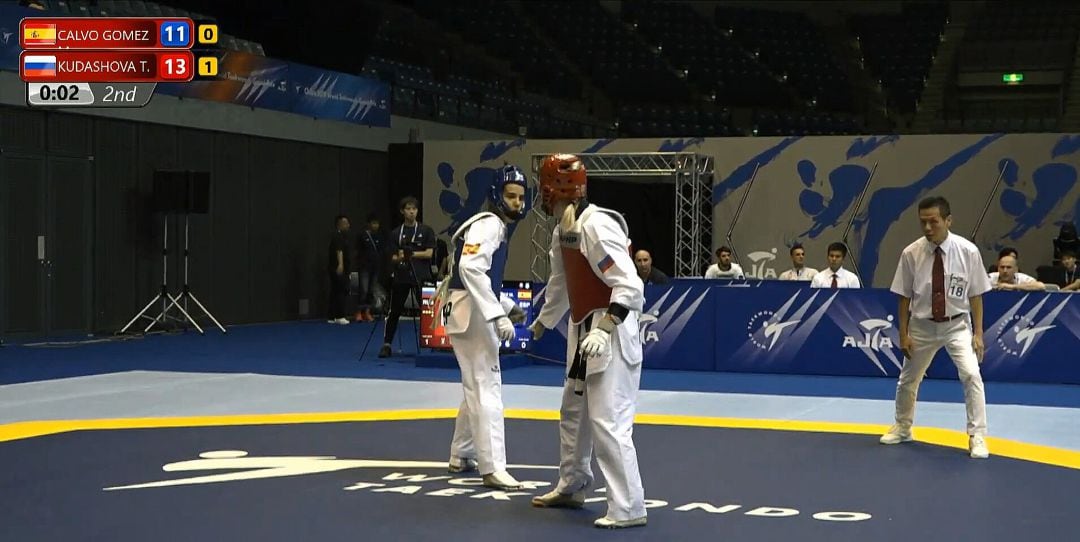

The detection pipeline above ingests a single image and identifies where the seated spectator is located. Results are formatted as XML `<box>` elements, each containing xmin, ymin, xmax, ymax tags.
<box><xmin>988</xmin><ymin>247</ymin><xmax>1018</xmax><ymax>274</ymax></box>
<box><xmin>634</xmin><ymin>249</ymin><xmax>670</xmax><ymax>285</ymax></box>
<box><xmin>704</xmin><ymin>246</ymin><xmax>745</xmax><ymax>279</ymax></box>
<box><xmin>1053</xmin><ymin>223</ymin><xmax>1080</xmax><ymax>265</ymax></box>
<box><xmin>988</xmin><ymin>255</ymin><xmax>1045</xmax><ymax>291</ymax></box>
<box><xmin>810</xmin><ymin>242</ymin><xmax>861</xmax><ymax>288</ymax></box>
<box><xmin>1061</xmin><ymin>251</ymin><xmax>1079</xmax><ymax>292</ymax></box>
<box><xmin>778</xmin><ymin>244</ymin><xmax>818</xmax><ymax>281</ymax></box>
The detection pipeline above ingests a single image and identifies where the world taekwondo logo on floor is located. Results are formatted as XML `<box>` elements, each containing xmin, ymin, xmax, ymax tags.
<box><xmin>101</xmin><ymin>449</ymin><xmax>872</xmax><ymax>523</ymax></box>
<box><xmin>746</xmin><ymin>248</ymin><xmax>779</xmax><ymax>279</ymax></box>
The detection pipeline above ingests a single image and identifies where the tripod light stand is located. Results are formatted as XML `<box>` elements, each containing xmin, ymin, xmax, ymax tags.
<box><xmin>360</xmin><ymin>254</ymin><xmax>423</xmax><ymax>358</ymax></box>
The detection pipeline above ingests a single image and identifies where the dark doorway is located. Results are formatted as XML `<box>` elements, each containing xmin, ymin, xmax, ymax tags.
<box><xmin>586</xmin><ymin>178</ymin><xmax>676</xmax><ymax>277</ymax></box>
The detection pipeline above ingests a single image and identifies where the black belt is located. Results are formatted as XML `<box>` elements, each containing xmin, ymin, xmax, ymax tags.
<box><xmin>927</xmin><ymin>313</ymin><xmax>965</xmax><ymax>323</ymax></box>
<box><xmin>568</xmin><ymin>315</ymin><xmax>594</xmax><ymax>396</ymax></box>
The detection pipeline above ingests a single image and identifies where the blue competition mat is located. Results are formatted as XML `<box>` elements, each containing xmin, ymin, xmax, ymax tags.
<box><xmin>1</xmin><ymin>416</ymin><xmax>1075</xmax><ymax>541</ymax></box>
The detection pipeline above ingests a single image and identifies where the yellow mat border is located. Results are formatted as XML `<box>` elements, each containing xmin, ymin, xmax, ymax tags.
<box><xmin>1</xmin><ymin>408</ymin><xmax>1076</xmax><ymax>469</ymax></box>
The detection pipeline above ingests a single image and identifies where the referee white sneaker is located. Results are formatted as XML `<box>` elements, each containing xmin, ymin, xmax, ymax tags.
<box><xmin>531</xmin><ymin>489</ymin><xmax>585</xmax><ymax>509</ymax></box>
<box><xmin>594</xmin><ymin>516</ymin><xmax>647</xmax><ymax>529</ymax></box>
<box><xmin>879</xmin><ymin>425</ymin><xmax>913</xmax><ymax>444</ymax></box>
<box><xmin>969</xmin><ymin>435</ymin><xmax>990</xmax><ymax>459</ymax></box>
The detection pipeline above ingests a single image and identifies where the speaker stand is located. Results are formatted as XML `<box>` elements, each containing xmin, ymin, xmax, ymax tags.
<box><xmin>163</xmin><ymin>213</ymin><xmax>226</xmax><ymax>333</ymax></box>
<box><xmin>119</xmin><ymin>214</ymin><xmax>224</xmax><ymax>335</ymax></box>
<box><xmin>119</xmin><ymin>215</ymin><xmax>202</xmax><ymax>334</ymax></box>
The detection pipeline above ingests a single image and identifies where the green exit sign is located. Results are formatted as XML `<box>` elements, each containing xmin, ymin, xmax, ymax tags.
<box><xmin>1002</xmin><ymin>73</ymin><xmax>1024</xmax><ymax>84</ymax></box>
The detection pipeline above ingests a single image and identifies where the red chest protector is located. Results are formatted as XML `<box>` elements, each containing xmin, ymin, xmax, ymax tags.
<box><xmin>557</xmin><ymin>206</ymin><xmax>629</xmax><ymax>324</ymax></box>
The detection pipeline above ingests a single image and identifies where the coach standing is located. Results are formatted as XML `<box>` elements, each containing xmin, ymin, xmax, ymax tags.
<box><xmin>880</xmin><ymin>196</ymin><xmax>993</xmax><ymax>459</ymax></box>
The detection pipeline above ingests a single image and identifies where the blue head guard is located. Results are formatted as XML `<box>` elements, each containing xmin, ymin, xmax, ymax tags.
<box><xmin>490</xmin><ymin>165</ymin><xmax>529</xmax><ymax>220</ymax></box>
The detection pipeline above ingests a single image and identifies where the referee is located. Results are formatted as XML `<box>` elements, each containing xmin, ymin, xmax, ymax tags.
<box><xmin>879</xmin><ymin>196</ymin><xmax>993</xmax><ymax>459</ymax></box>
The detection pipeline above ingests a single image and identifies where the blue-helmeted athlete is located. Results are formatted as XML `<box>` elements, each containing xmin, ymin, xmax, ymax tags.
<box><xmin>433</xmin><ymin>164</ymin><xmax>529</xmax><ymax>490</ymax></box>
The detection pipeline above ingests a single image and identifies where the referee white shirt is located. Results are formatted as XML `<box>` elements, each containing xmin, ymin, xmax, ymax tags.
<box><xmin>810</xmin><ymin>267</ymin><xmax>860</xmax><ymax>288</ymax></box>
<box><xmin>892</xmin><ymin>233</ymin><xmax>992</xmax><ymax>317</ymax></box>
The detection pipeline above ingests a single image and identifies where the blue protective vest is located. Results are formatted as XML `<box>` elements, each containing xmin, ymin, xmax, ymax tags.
<box><xmin>448</xmin><ymin>228</ymin><xmax>508</xmax><ymax>298</ymax></box>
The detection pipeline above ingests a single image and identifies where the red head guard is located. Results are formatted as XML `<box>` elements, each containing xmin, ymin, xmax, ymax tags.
<box><xmin>538</xmin><ymin>153</ymin><xmax>586</xmax><ymax>215</ymax></box>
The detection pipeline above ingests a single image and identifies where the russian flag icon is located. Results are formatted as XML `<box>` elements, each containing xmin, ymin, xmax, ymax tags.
<box><xmin>24</xmin><ymin>55</ymin><xmax>57</xmax><ymax>77</ymax></box>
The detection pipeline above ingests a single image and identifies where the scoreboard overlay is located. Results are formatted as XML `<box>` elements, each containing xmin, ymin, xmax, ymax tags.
<box><xmin>18</xmin><ymin>16</ymin><xmax>220</xmax><ymax>108</ymax></box>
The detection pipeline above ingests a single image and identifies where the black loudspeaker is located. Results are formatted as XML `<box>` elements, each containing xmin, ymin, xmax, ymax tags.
<box><xmin>153</xmin><ymin>170</ymin><xmax>210</xmax><ymax>214</ymax></box>
<box><xmin>387</xmin><ymin>143</ymin><xmax>423</xmax><ymax>216</ymax></box>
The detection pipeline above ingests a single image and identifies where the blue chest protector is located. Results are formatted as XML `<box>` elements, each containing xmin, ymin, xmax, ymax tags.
<box><xmin>448</xmin><ymin>227</ymin><xmax>508</xmax><ymax>297</ymax></box>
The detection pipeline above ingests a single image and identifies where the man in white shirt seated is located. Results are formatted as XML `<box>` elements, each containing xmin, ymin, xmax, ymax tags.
<box><xmin>704</xmin><ymin>246</ymin><xmax>745</xmax><ymax>279</ymax></box>
<box><xmin>987</xmin><ymin>255</ymin><xmax>1045</xmax><ymax>291</ymax></box>
<box><xmin>810</xmin><ymin>242</ymin><xmax>861</xmax><ymax>288</ymax></box>
<box><xmin>778</xmin><ymin>244</ymin><xmax>818</xmax><ymax>281</ymax></box>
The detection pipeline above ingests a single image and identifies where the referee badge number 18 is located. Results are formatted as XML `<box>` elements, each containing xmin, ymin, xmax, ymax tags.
<box><xmin>948</xmin><ymin>275</ymin><xmax>968</xmax><ymax>299</ymax></box>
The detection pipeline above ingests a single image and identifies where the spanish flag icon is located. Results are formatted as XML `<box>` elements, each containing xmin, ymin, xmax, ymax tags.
<box><xmin>24</xmin><ymin>23</ymin><xmax>56</xmax><ymax>46</ymax></box>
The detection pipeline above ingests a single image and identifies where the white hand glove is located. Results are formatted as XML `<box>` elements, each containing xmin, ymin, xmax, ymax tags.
<box><xmin>579</xmin><ymin>327</ymin><xmax>610</xmax><ymax>358</ymax></box>
<box><xmin>529</xmin><ymin>320</ymin><xmax>546</xmax><ymax>340</ymax></box>
<box><xmin>507</xmin><ymin>304</ymin><xmax>527</xmax><ymax>324</ymax></box>
<box><xmin>493</xmin><ymin>316</ymin><xmax>515</xmax><ymax>343</ymax></box>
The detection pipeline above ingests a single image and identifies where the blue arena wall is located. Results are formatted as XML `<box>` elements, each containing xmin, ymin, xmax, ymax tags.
<box><xmin>528</xmin><ymin>281</ymin><xmax>1080</xmax><ymax>385</ymax></box>
<box><xmin>424</xmin><ymin>135</ymin><xmax>1080</xmax><ymax>287</ymax></box>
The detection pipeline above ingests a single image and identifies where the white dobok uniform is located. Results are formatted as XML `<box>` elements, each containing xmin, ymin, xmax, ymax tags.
<box><xmin>535</xmin><ymin>203</ymin><xmax>647</xmax><ymax>522</ymax></box>
<box><xmin>441</xmin><ymin>212</ymin><xmax>518</xmax><ymax>475</ymax></box>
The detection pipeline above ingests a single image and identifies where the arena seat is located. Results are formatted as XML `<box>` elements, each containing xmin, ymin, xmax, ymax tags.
<box><xmin>851</xmin><ymin>3</ymin><xmax>948</xmax><ymax>115</ymax></box>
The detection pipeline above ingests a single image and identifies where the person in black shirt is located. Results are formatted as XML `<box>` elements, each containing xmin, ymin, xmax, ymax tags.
<box><xmin>1061</xmin><ymin>251</ymin><xmax>1079</xmax><ymax>291</ymax></box>
<box><xmin>327</xmin><ymin>214</ymin><xmax>351</xmax><ymax>325</ymax></box>
<box><xmin>633</xmin><ymin>249</ymin><xmax>670</xmax><ymax>285</ymax></box>
<box><xmin>1054</xmin><ymin>223</ymin><xmax>1080</xmax><ymax>265</ymax></box>
<box><xmin>380</xmin><ymin>196</ymin><xmax>436</xmax><ymax>357</ymax></box>
<box><xmin>356</xmin><ymin>213</ymin><xmax>385</xmax><ymax>321</ymax></box>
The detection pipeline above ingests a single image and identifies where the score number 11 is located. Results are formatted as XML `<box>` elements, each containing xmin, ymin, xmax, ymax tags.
<box><xmin>160</xmin><ymin>21</ymin><xmax>192</xmax><ymax>47</ymax></box>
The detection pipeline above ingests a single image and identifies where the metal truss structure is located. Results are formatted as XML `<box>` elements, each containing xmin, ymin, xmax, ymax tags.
<box><xmin>528</xmin><ymin>152</ymin><xmax>714</xmax><ymax>283</ymax></box>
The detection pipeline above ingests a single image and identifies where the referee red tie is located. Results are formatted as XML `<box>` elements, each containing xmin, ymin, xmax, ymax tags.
<box><xmin>831</xmin><ymin>273</ymin><xmax>838</xmax><ymax>289</ymax></box>
<box><xmin>932</xmin><ymin>246</ymin><xmax>946</xmax><ymax>320</ymax></box>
